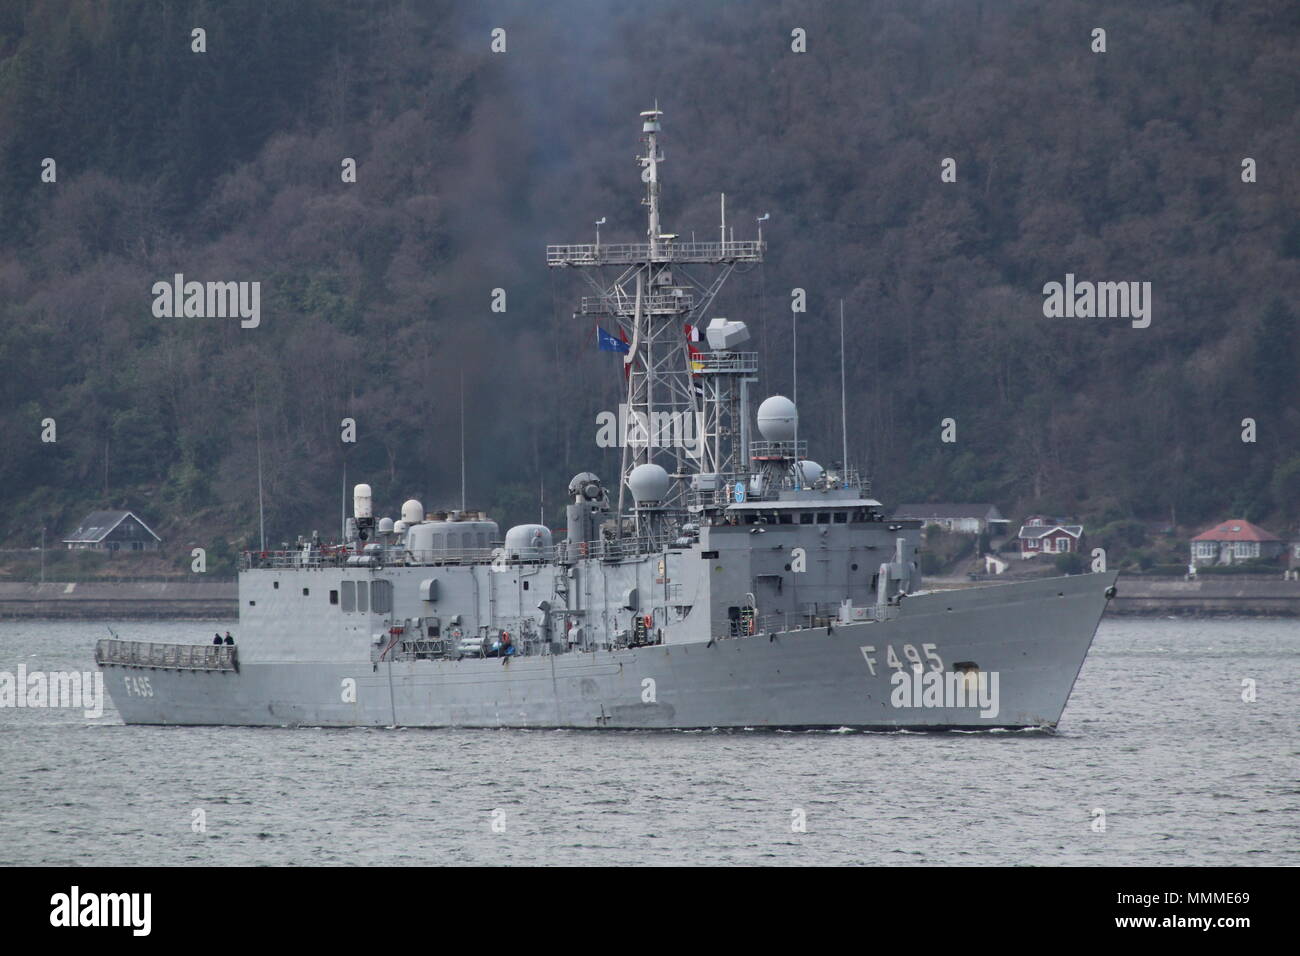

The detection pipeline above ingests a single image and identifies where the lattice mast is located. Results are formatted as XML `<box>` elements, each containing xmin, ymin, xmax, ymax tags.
<box><xmin>546</xmin><ymin>107</ymin><xmax>764</xmax><ymax>525</ymax></box>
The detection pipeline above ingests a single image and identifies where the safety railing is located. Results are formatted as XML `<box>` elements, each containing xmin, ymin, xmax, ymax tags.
<box><xmin>241</xmin><ymin>534</ymin><xmax>690</xmax><ymax>572</ymax></box>
<box><xmin>693</xmin><ymin>352</ymin><xmax>759</xmax><ymax>374</ymax></box>
<box><xmin>95</xmin><ymin>638</ymin><xmax>239</xmax><ymax>672</ymax></box>
<box><xmin>547</xmin><ymin>240</ymin><xmax>764</xmax><ymax>266</ymax></box>
<box><xmin>723</xmin><ymin>603</ymin><xmax>894</xmax><ymax>640</ymax></box>
<box><xmin>579</xmin><ymin>292</ymin><xmax>695</xmax><ymax>314</ymax></box>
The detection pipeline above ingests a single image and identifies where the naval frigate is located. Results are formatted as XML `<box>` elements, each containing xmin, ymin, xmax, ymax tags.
<box><xmin>96</xmin><ymin>107</ymin><xmax>1117</xmax><ymax>730</ymax></box>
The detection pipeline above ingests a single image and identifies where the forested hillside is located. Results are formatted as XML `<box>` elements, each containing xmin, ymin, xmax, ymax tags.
<box><xmin>1</xmin><ymin>0</ymin><xmax>1298</xmax><ymax>569</ymax></box>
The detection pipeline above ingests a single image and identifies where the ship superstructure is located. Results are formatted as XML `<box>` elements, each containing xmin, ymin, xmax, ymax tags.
<box><xmin>96</xmin><ymin>109</ymin><xmax>1116</xmax><ymax>730</ymax></box>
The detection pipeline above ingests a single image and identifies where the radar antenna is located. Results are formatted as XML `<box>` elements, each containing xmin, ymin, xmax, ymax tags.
<box><xmin>547</xmin><ymin>107</ymin><xmax>765</xmax><ymax>524</ymax></box>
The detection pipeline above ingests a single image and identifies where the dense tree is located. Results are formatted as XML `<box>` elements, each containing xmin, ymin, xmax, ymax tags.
<box><xmin>0</xmin><ymin>0</ymin><xmax>1297</xmax><ymax>555</ymax></box>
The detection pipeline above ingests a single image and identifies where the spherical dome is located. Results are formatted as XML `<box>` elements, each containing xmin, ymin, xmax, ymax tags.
<box><xmin>628</xmin><ymin>463</ymin><xmax>671</xmax><ymax>503</ymax></box>
<box><xmin>401</xmin><ymin>499</ymin><xmax>424</xmax><ymax>524</ymax></box>
<box><xmin>377</xmin><ymin>517</ymin><xmax>394</xmax><ymax>534</ymax></box>
<box><xmin>757</xmin><ymin>395</ymin><xmax>798</xmax><ymax>441</ymax></box>
<box><xmin>393</xmin><ymin>520</ymin><xmax>409</xmax><ymax>534</ymax></box>
<box><xmin>795</xmin><ymin>460</ymin><xmax>824</xmax><ymax>484</ymax></box>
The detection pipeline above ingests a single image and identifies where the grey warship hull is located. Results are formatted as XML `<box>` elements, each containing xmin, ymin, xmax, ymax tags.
<box><xmin>98</xmin><ymin>572</ymin><xmax>1114</xmax><ymax>730</ymax></box>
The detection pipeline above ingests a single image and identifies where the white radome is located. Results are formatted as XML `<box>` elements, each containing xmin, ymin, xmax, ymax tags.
<box><xmin>628</xmin><ymin>463</ymin><xmax>671</xmax><ymax>503</ymax></box>
<box><xmin>756</xmin><ymin>395</ymin><xmax>798</xmax><ymax>441</ymax></box>
<box><xmin>353</xmin><ymin>483</ymin><xmax>373</xmax><ymax>519</ymax></box>
<box><xmin>400</xmin><ymin>499</ymin><xmax>424</xmax><ymax>524</ymax></box>
<box><xmin>795</xmin><ymin>460</ymin><xmax>824</xmax><ymax>484</ymax></box>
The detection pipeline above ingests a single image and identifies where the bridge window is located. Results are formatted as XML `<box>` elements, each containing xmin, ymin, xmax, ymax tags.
<box><xmin>800</xmin><ymin>512</ymin><xmax>814</xmax><ymax>524</ymax></box>
<box><xmin>816</xmin><ymin>512</ymin><xmax>830</xmax><ymax>524</ymax></box>
<box><xmin>834</xmin><ymin>512</ymin><xmax>847</xmax><ymax>523</ymax></box>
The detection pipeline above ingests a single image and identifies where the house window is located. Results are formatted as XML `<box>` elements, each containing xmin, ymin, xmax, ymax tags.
<box><xmin>1194</xmin><ymin>542</ymin><xmax>1216</xmax><ymax>559</ymax></box>
<box><xmin>1057</xmin><ymin>538</ymin><xmax>1069</xmax><ymax>553</ymax></box>
<box><xmin>1233</xmin><ymin>542</ymin><xmax>1258</xmax><ymax>559</ymax></box>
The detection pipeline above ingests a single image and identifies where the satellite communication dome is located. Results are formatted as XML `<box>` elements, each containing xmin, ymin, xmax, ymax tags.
<box><xmin>377</xmin><ymin>517</ymin><xmax>394</xmax><ymax>534</ymax></box>
<box><xmin>757</xmin><ymin>395</ymin><xmax>798</xmax><ymax>441</ymax></box>
<box><xmin>795</xmin><ymin>460</ymin><xmax>824</xmax><ymax>485</ymax></box>
<box><xmin>401</xmin><ymin>499</ymin><xmax>424</xmax><ymax>524</ymax></box>
<box><xmin>628</xmin><ymin>463</ymin><xmax>671</xmax><ymax>503</ymax></box>
<box><xmin>393</xmin><ymin>520</ymin><xmax>409</xmax><ymax>535</ymax></box>
<box><xmin>353</xmin><ymin>483</ymin><xmax>373</xmax><ymax>519</ymax></box>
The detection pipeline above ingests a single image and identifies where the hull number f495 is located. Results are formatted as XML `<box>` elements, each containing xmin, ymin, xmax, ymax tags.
<box><xmin>859</xmin><ymin>644</ymin><xmax>943</xmax><ymax>677</ymax></box>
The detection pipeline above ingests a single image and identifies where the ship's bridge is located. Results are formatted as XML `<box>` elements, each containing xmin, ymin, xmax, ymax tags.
<box><xmin>723</xmin><ymin>496</ymin><xmax>885</xmax><ymax>526</ymax></box>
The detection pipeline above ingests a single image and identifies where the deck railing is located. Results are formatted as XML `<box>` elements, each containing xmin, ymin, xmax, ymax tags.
<box><xmin>240</xmin><ymin>534</ymin><xmax>686</xmax><ymax>571</ymax></box>
<box><xmin>547</xmin><ymin>240</ymin><xmax>764</xmax><ymax>266</ymax></box>
<box><xmin>95</xmin><ymin>638</ymin><xmax>239</xmax><ymax>672</ymax></box>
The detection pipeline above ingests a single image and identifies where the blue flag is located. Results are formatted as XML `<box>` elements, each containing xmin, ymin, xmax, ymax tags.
<box><xmin>597</xmin><ymin>326</ymin><xmax>629</xmax><ymax>353</ymax></box>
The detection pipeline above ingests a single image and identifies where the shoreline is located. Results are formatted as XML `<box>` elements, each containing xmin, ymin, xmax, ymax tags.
<box><xmin>0</xmin><ymin>581</ymin><xmax>237</xmax><ymax>620</ymax></box>
<box><xmin>3</xmin><ymin>577</ymin><xmax>1299</xmax><ymax>620</ymax></box>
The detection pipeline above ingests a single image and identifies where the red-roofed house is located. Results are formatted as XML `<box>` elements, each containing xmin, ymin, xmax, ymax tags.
<box><xmin>1017</xmin><ymin>516</ymin><xmax>1084</xmax><ymax>558</ymax></box>
<box><xmin>1189</xmin><ymin>519</ymin><xmax>1283</xmax><ymax>568</ymax></box>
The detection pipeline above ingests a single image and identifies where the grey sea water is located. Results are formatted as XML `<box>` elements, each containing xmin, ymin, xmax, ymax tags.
<box><xmin>0</xmin><ymin>617</ymin><xmax>1295</xmax><ymax>866</ymax></box>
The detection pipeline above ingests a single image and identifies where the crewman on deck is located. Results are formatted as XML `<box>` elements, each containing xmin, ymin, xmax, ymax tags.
<box><xmin>500</xmin><ymin>630</ymin><xmax>514</xmax><ymax>665</ymax></box>
<box><xmin>213</xmin><ymin>633</ymin><xmax>223</xmax><ymax>645</ymax></box>
<box><xmin>224</xmin><ymin>631</ymin><xmax>234</xmax><ymax>645</ymax></box>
